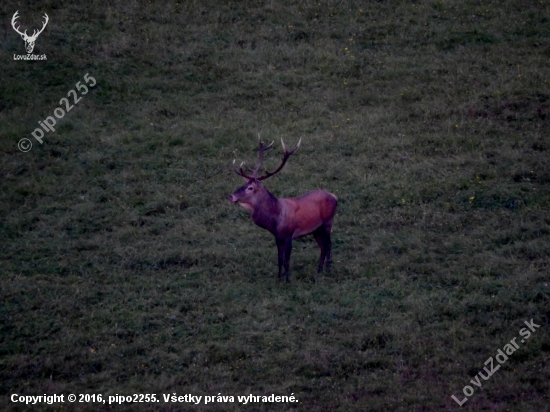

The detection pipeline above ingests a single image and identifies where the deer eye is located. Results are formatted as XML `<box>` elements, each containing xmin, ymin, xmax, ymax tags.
<box><xmin>247</xmin><ymin>186</ymin><xmax>253</xmax><ymax>191</ymax></box>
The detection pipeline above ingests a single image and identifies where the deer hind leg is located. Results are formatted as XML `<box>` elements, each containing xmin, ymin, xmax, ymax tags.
<box><xmin>313</xmin><ymin>226</ymin><xmax>328</xmax><ymax>273</ymax></box>
<box><xmin>324</xmin><ymin>227</ymin><xmax>333</xmax><ymax>273</ymax></box>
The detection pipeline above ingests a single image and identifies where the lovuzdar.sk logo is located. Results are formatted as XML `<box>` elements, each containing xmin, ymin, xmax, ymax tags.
<box><xmin>11</xmin><ymin>10</ymin><xmax>49</xmax><ymax>60</ymax></box>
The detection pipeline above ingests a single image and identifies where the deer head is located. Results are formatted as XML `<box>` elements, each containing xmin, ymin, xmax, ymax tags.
<box><xmin>228</xmin><ymin>134</ymin><xmax>302</xmax><ymax>217</ymax></box>
<box><xmin>11</xmin><ymin>11</ymin><xmax>49</xmax><ymax>54</ymax></box>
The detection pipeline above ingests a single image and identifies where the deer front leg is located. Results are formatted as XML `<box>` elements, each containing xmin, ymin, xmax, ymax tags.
<box><xmin>283</xmin><ymin>238</ymin><xmax>293</xmax><ymax>283</ymax></box>
<box><xmin>276</xmin><ymin>237</ymin><xmax>292</xmax><ymax>282</ymax></box>
<box><xmin>276</xmin><ymin>238</ymin><xmax>285</xmax><ymax>281</ymax></box>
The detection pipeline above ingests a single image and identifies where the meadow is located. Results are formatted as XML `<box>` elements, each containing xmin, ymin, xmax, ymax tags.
<box><xmin>1</xmin><ymin>0</ymin><xmax>549</xmax><ymax>410</ymax></box>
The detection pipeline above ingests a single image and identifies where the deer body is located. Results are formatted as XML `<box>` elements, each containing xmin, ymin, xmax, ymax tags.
<box><xmin>228</xmin><ymin>138</ymin><xmax>337</xmax><ymax>282</ymax></box>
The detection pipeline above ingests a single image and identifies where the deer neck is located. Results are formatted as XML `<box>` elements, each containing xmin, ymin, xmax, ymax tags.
<box><xmin>251</xmin><ymin>189</ymin><xmax>281</xmax><ymax>234</ymax></box>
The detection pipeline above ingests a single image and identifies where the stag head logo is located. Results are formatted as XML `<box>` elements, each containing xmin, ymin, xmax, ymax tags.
<box><xmin>11</xmin><ymin>11</ymin><xmax>49</xmax><ymax>54</ymax></box>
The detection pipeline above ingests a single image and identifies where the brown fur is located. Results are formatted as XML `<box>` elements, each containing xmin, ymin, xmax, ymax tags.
<box><xmin>228</xmin><ymin>179</ymin><xmax>337</xmax><ymax>282</ymax></box>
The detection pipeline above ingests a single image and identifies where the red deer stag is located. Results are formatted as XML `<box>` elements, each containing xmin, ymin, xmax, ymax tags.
<box><xmin>227</xmin><ymin>137</ymin><xmax>337</xmax><ymax>282</ymax></box>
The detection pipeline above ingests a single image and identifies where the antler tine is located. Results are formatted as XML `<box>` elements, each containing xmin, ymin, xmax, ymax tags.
<box><xmin>281</xmin><ymin>137</ymin><xmax>301</xmax><ymax>155</ymax></box>
<box><xmin>31</xmin><ymin>13</ymin><xmax>49</xmax><ymax>39</ymax></box>
<box><xmin>232</xmin><ymin>136</ymin><xmax>296</xmax><ymax>181</ymax></box>
<box><xmin>257</xmin><ymin>138</ymin><xmax>302</xmax><ymax>181</ymax></box>
<box><xmin>37</xmin><ymin>13</ymin><xmax>49</xmax><ymax>35</ymax></box>
<box><xmin>232</xmin><ymin>159</ymin><xmax>254</xmax><ymax>180</ymax></box>
<box><xmin>11</xmin><ymin>11</ymin><xmax>26</xmax><ymax>36</ymax></box>
<box><xmin>249</xmin><ymin>135</ymin><xmax>274</xmax><ymax>178</ymax></box>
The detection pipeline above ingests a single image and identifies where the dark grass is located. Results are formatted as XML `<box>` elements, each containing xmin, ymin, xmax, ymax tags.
<box><xmin>1</xmin><ymin>0</ymin><xmax>549</xmax><ymax>411</ymax></box>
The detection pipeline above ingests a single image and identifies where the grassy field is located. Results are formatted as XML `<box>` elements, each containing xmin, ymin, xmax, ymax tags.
<box><xmin>1</xmin><ymin>0</ymin><xmax>549</xmax><ymax>410</ymax></box>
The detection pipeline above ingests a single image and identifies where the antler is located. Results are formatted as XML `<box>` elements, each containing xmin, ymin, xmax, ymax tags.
<box><xmin>11</xmin><ymin>11</ymin><xmax>25</xmax><ymax>37</ymax></box>
<box><xmin>257</xmin><ymin>137</ymin><xmax>301</xmax><ymax>180</ymax></box>
<box><xmin>11</xmin><ymin>11</ymin><xmax>49</xmax><ymax>40</ymax></box>
<box><xmin>249</xmin><ymin>134</ymin><xmax>274</xmax><ymax>178</ymax></box>
<box><xmin>232</xmin><ymin>134</ymin><xmax>274</xmax><ymax>180</ymax></box>
<box><xmin>231</xmin><ymin>135</ymin><xmax>302</xmax><ymax>181</ymax></box>
<box><xmin>232</xmin><ymin>159</ymin><xmax>253</xmax><ymax>180</ymax></box>
<box><xmin>32</xmin><ymin>13</ymin><xmax>49</xmax><ymax>40</ymax></box>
